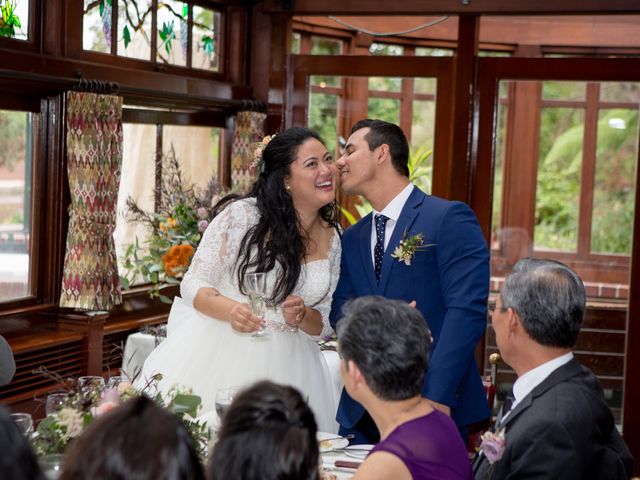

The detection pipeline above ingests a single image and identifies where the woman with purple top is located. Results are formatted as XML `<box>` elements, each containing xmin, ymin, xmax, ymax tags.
<box><xmin>336</xmin><ymin>296</ymin><xmax>473</xmax><ymax>480</ymax></box>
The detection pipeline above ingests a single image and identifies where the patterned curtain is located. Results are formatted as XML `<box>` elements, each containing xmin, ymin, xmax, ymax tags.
<box><xmin>60</xmin><ymin>91</ymin><xmax>123</xmax><ymax>310</ymax></box>
<box><xmin>231</xmin><ymin>110</ymin><xmax>266</xmax><ymax>192</ymax></box>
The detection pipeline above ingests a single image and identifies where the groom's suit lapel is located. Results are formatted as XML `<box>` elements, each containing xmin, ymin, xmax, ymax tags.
<box><xmin>357</xmin><ymin>214</ymin><xmax>378</xmax><ymax>292</ymax></box>
<box><xmin>379</xmin><ymin>187</ymin><xmax>425</xmax><ymax>293</ymax></box>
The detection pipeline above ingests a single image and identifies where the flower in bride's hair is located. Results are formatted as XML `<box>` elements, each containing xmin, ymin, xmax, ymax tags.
<box><xmin>250</xmin><ymin>134</ymin><xmax>276</xmax><ymax>173</ymax></box>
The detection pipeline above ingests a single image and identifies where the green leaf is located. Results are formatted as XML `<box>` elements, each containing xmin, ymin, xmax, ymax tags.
<box><xmin>339</xmin><ymin>206</ymin><xmax>358</xmax><ymax>225</ymax></box>
<box><xmin>202</xmin><ymin>35</ymin><xmax>214</xmax><ymax>57</ymax></box>
<box><xmin>123</xmin><ymin>25</ymin><xmax>131</xmax><ymax>48</ymax></box>
<box><xmin>119</xmin><ymin>276</ymin><xmax>130</xmax><ymax>290</ymax></box>
<box><xmin>99</xmin><ymin>0</ymin><xmax>105</xmax><ymax>17</ymax></box>
<box><xmin>172</xmin><ymin>393</ymin><xmax>202</xmax><ymax>417</ymax></box>
<box><xmin>159</xmin><ymin>294</ymin><xmax>173</xmax><ymax>304</ymax></box>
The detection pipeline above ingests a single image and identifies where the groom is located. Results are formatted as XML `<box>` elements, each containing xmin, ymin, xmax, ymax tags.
<box><xmin>330</xmin><ymin>119</ymin><xmax>490</xmax><ymax>444</ymax></box>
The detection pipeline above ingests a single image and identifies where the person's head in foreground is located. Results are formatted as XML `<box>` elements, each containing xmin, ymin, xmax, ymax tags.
<box><xmin>60</xmin><ymin>395</ymin><xmax>204</xmax><ymax>480</ymax></box>
<box><xmin>208</xmin><ymin>380</ymin><xmax>320</xmax><ymax>480</ymax></box>
<box><xmin>337</xmin><ymin>296</ymin><xmax>473</xmax><ymax>480</ymax></box>
<box><xmin>0</xmin><ymin>406</ymin><xmax>45</xmax><ymax>480</ymax></box>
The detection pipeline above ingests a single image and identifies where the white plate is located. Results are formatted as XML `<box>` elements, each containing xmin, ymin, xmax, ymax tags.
<box><xmin>317</xmin><ymin>432</ymin><xmax>349</xmax><ymax>452</ymax></box>
<box><xmin>344</xmin><ymin>444</ymin><xmax>374</xmax><ymax>459</ymax></box>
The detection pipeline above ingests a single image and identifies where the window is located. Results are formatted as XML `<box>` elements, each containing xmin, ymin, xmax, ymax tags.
<box><xmin>0</xmin><ymin>108</ymin><xmax>36</xmax><ymax>302</ymax></box>
<box><xmin>82</xmin><ymin>0</ymin><xmax>222</xmax><ymax>72</ymax></box>
<box><xmin>114</xmin><ymin>111</ymin><xmax>222</xmax><ymax>287</ymax></box>
<box><xmin>0</xmin><ymin>0</ymin><xmax>29</xmax><ymax>40</ymax></box>
<box><xmin>492</xmin><ymin>80</ymin><xmax>640</xmax><ymax>298</ymax></box>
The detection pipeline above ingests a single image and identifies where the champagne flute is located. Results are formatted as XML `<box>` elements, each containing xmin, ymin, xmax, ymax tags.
<box><xmin>245</xmin><ymin>272</ymin><xmax>268</xmax><ymax>338</ymax></box>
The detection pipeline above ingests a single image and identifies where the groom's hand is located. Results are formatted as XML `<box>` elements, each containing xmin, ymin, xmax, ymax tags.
<box><xmin>229</xmin><ymin>303</ymin><xmax>264</xmax><ymax>333</ymax></box>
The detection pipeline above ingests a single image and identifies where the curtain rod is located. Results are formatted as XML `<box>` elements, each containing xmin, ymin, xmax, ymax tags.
<box><xmin>0</xmin><ymin>69</ymin><xmax>268</xmax><ymax>113</ymax></box>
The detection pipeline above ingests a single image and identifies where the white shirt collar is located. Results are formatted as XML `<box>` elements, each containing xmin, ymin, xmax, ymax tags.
<box><xmin>512</xmin><ymin>351</ymin><xmax>574</xmax><ymax>407</ymax></box>
<box><xmin>372</xmin><ymin>183</ymin><xmax>414</xmax><ymax>223</ymax></box>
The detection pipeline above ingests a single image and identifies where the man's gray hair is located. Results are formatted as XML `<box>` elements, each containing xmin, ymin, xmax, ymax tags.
<box><xmin>500</xmin><ymin>258</ymin><xmax>585</xmax><ymax>348</ymax></box>
<box><xmin>336</xmin><ymin>296</ymin><xmax>431</xmax><ymax>401</ymax></box>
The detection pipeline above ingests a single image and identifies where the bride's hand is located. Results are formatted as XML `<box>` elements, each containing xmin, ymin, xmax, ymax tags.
<box><xmin>282</xmin><ymin>295</ymin><xmax>306</xmax><ymax>327</ymax></box>
<box><xmin>229</xmin><ymin>303</ymin><xmax>264</xmax><ymax>333</ymax></box>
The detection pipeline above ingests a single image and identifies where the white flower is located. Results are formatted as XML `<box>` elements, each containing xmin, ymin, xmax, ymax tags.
<box><xmin>57</xmin><ymin>407</ymin><xmax>84</xmax><ymax>441</ymax></box>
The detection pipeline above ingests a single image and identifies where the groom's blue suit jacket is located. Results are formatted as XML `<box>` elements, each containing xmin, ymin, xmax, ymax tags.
<box><xmin>330</xmin><ymin>187</ymin><xmax>490</xmax><ymax>428</ymax></box>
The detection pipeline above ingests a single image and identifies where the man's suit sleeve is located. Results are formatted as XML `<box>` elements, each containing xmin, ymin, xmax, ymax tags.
<box><xmin>424</xmin><ymin>201</ymin><xmax>489</xmax><ymax>408</ymax></box>
<box><xmin>330</xmin><ymin>240</ymin><xmax>356</xmax><ymax>331</ymax></box>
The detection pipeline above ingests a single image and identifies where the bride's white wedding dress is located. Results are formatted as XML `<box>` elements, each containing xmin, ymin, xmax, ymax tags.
<box><xmin>136</xmin><ymin>198</ymin><xmax>340</xmax><ymax>432</ymax></box>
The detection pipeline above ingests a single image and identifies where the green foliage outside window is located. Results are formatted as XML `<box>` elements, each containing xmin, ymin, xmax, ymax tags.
<box><xmin>0</xmin><ymin>0</ymin><xmax>21</xmax><ymax>38</ymax></box>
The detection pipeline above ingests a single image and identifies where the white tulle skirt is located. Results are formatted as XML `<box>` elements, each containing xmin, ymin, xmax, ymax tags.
<box><xmin>136</xmin><ymin>297</ymin><xmax>338</xmax><ymax>433</ymax></box>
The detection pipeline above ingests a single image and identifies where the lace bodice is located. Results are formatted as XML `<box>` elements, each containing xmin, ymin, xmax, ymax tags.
<box><xmin>180</xmin><ymin>198</ymin><xmax>340</xmax><ymax>338</ymax></box>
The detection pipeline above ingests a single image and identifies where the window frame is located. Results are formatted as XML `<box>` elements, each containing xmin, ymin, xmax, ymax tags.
<box><xmin>66</xmin><ymin>0</ymin><xmax>226</xmax><ymax>80</ymax></box>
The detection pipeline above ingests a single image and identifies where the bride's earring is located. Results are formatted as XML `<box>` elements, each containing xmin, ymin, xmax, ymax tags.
<box><xmin>285</xmin><ymin>184</ymin><xmax>291</xmax><ymax>191</ymax></box>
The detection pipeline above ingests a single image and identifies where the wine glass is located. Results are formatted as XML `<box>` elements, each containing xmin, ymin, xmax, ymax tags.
<box><xmin>39</xmin><ymin>453</ymin><xmax>65</xmax><ymax>480</ymax></box>
<box><xmin>245</xmin><ymin>272</ymin><xmax>268</xmax><ymax>338</ymax></box>
<box><xmin>10</xmin><ymin>412</ymin><xmax>33</xmax><ymax>437</ymax></box>
<box><xmin>106</xmin><ymin>375</ymin><xmax>124</xmax><ymax>390</ymax></box>
<box><xmin>214</xmin><ymin>387</ymin><xmax>238</xmax><ymax>422</ymax></box>
<box><xmin>45</xmin><ymin>393</ymin><xmax>69</xmax><ymax>416</ymax></box>
<box><xmin>77</xmin><ymin>376</ymin><xmax>105</xmax><ymax>402</ymax></box>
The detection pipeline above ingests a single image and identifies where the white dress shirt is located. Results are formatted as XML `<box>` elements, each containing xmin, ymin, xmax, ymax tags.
<box><xmin>370</xmin><ymin>183</ymin><xmax>414</xmax><ymax>265</ymax></box>
<box><xmin>502</xmin><ymin>351</ymin><xmax>574</xmax><ymax>422</ymax></box>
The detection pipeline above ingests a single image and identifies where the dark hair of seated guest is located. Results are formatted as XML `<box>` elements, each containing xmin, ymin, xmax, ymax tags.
<box><xmin>60</xmin><ymin>395</ymin><xmax>204</xmax><ymax>480</ymax></box>
<box><xmin>208</xmin><ymin>380</ymin><xmax>320</xmax><ymax>480</ymax></box>
<box><xmin>0</xmin><ymin>406</ymin><xmax>46</xmax><ymax>480</ymax></box>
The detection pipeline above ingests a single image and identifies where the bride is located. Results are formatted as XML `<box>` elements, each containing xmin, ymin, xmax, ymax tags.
<box><xmin>136</xmin><ymin>127</ymin><xmax>340</xmax><ymax>432</ymax></box>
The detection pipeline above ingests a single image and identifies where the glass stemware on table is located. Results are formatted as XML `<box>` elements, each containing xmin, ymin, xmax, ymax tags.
<box><xmin>245</xmin><ymin>272</ymin><xmax>268</xmax><ymax>338</ymax></box>
<box><xmin>214</xmin><ymin>387</ymin><xmax>238</xmax><ymax>421</ymax></box>
<box><xmin>45</xmin><ymin>393</ymin><xmax>70</xmax><ymax>416</ymax></box>
<box><xmin>10</xmin><ymin>412</ymin><xmax>34</xmax><ymax>437</ymax></box>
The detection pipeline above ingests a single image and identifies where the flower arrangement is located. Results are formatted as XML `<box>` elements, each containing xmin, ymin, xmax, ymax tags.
<box><xmin>391</xmin><ymin>230</ymin><xmax>431</xmax><ymax>266</ymax></box>
<box><xmin>120</xmin><ymin>146</ymin><xmax>230</xmax><ymax>303</ymax></box>
<box><xmin>250</xmin><ymin>134</ymin><xmax>275</xmax><ymax>173</ymax></box>
<box><xmin>33</xmin><ymin>373</ymin><xmax>209</xmax><ymax>461</ymax></box>
<box><xmin>479</xmin><ymin>428</ymin><xmax>506</xmax><ymax>464</ymax></box>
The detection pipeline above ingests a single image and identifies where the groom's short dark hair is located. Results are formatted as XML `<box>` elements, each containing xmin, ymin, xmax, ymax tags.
<box><xmin>351</xmin><ymin>119</ymin><xmax>410</xmax><ymax>177</ymax></box>
<box><xmin>337</xmin><ymin>296</ymin><xmax>431</xmax><ymax>401</ymax></box>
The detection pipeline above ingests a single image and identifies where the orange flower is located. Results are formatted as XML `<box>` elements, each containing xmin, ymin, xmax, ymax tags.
<box><xmin>159</xmin><ymin>217</ymin><xmax>178</xmax><ymax>232</ymax></box>
<box><xmin>162</xmin><ymin>244</ymin><xmax>195</xmax><ymax>277</ymax></box>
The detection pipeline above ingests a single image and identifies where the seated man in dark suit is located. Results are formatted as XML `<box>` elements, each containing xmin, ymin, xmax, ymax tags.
<box><xmin>473</xmin><ymin>258</ymin><xmax>633</xmax><ymax>480</ymax></box>
<box><xmin>0</xmin><ymin>335</ymin><xmax>15</xmax><ymax>386</ymax></box>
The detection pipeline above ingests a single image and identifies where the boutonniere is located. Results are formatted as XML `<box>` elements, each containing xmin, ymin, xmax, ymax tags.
<box><xmin>480</xmin><ymin>428</ymin><xmax>506</xmax><ymax>464</ymax></box>
<box><xmin>390</xmin><ymin>231</ymin><xmax>430</xmax><ymax>266</ymax></box>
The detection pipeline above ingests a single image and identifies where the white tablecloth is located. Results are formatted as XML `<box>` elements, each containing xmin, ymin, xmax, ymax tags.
<box><xmin>122</xmin><ymin>332</ymin><xmax>344</xmax><ymax>414</ymax></box>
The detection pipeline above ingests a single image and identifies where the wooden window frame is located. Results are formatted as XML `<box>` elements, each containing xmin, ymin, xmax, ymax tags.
<box><xmin>483</xmin><ymin>68</ymin><xmax>640</xmax><ymax>287</ymax></box>
<box><xmin>66</xmin><ymin>1</ymin><xmax>227</xmax><ymax>81</ymax></box>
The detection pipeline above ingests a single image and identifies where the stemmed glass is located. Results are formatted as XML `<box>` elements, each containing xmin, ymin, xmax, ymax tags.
<box><xmin>10</xmin><ymin>412</ymin><xmax>33</xmax><ymax>437</ymax></box>
<box><xmin>45</xmin><ymin>393</ymin><xmax>70</xmax><ymax>416</ymax></box>
<box><xmin>77</xmin><ymin>376</ymin><xmax>105</xmax><ymax>403</ymax></box>
<box><xmin>245</xmin><ymin>272</ymin><xmax>268</xmax><ymax>338</ymax></box>
<box><xmin>214</xmin><ymin>387</ymin><xmax>238</xmax><ymax>422</ymax></box>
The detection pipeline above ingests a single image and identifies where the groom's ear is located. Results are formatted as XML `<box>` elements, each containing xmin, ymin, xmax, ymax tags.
<box><xmin>375</xmin><ymin>143</ymin><xmax>390</xmax><ymax>165</ymax></box>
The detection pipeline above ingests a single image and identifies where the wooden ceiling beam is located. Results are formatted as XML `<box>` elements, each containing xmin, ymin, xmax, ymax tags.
<box><xmin>263</xmin><ymin>0</ymin><xmax>640</xmax><ymax>15</ymax></box>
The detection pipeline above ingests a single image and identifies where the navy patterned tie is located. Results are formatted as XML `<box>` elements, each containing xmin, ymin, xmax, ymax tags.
<box><xmin>374</xmin><ymin>214</ymin><xmax>388</xmax><ymax>284</ymax></box>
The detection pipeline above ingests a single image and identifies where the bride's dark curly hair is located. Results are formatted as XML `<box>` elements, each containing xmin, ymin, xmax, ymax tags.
<box><xmin>236</xmin><ymin>127</ymin><xmax>339</xmax><ymax>305</ymax></box>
